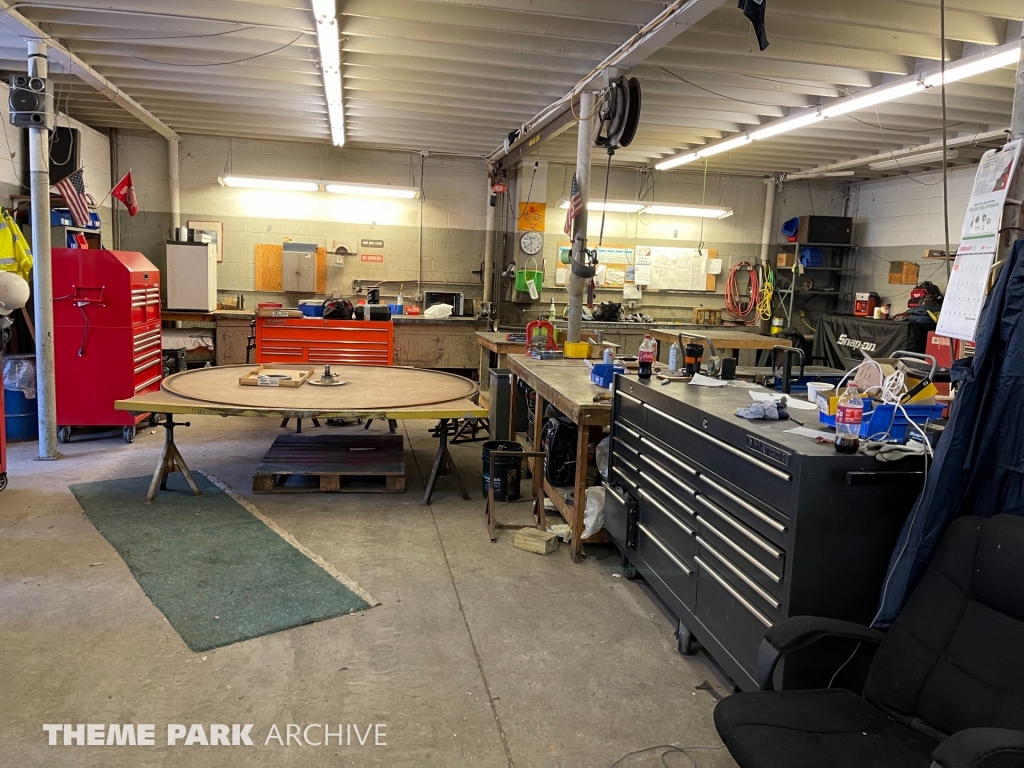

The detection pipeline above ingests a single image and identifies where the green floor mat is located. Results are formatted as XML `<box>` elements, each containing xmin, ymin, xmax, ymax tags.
<box><xmin>69</xmin><ymin>473</ymin><xmax>375</xmax><ymax>652</ymax></box>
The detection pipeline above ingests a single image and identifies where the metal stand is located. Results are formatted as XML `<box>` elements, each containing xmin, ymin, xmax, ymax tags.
<box><xmin>364</xmin><ymin>418</ymin><xmax>397</xmax><ymax>433</ymax></box>
<box><xmin>485</xmin><ymin>449</ymin><xmax>546</xmax><ymax>542</ymax></box>
<box><xmin>421</xmin><ymin>417</ymin><xmax>469</xmax><ymax>505</ymax></box>
<box><xmin>146</xmin><ymin>414</ymin><xmax>202</xmax><ymax>503</ymax></box>
<box><xmin>280</xmin><ymin>417</ymin><xmax>321</xmax><ymax>432</ymax></box>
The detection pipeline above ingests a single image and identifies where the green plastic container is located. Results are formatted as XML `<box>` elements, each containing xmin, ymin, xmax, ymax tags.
<box><xmin>515</xmin><ymin>270</ymin><xmax>543</xmax><ymax>293</ymax></box>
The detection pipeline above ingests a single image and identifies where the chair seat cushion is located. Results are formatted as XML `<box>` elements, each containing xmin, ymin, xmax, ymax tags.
<box><xmin>714</xmin><ymin>689</ymin><xmax>939</xmax><ymax>768</ymax></box>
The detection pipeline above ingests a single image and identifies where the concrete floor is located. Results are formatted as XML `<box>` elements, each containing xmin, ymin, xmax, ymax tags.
<box><xmin>0</xmin><ymin>416</ymin><xmax>738</xmax><ymax>767</ymax></box>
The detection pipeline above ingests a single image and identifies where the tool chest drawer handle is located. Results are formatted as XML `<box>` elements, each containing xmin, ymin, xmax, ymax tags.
<box><xmin>697</xmin><ymin>517</ymin><xmax>781</xmax><ymax>583</ymax></box>
<box><xmin>134</xmin><ymin>374</ymin><xmax>162</xmax><ymax>393</ymax></box>
<box><xmin>695</xmin><ymin>495</ymin><xmax>783</xmax><ymax>558</ymax></box>
<box><xmin>617</xmin><ymin>391</ymin><xmax>642</xmax><ymax>405</ymax></box>
<box><xmin>639</xmin><ymin>489</ymin><xmax>694</xmax><ymax>537</ymax></box>
<box><xmin>641</xmin><ymin>456</ymin><xmax>697</xmax><ymax>497</ymax></box>
<box><xmin>616</xmin><ymin>454</ymin><xmax>640</xmax><ymax>475</ymax></box>
<box><xmin>639</xmin><ymin>523</ymin><xmax>692</xmax><ymax>576</ymax></box>
<box><xmin>642</xmin><ymin>473</ymin><xmax>698</xmax><ymax>515</ymax></box>
<box><xmin>643</xmin><ymin>403</ymin><xmax>792</xmax><ymax>482</ymax></box>
<box><xmin>697</xmin><ymin>536</ymin><xmax>781</xmax><ymax>609</ymax></box>
<box><xmin>603</xmin><ymin>482</ymin><xmax>629</xmax><ymax>505</ymax></box>
<box><xmin>695</xmin><ymin>557</ymin><xmax>772</xmax><ymax>628</ymax></box>
<box><xmin>617</xmin><ymin>423</ymin><xmax>642</xmax><ymax>440</ymax></box>
<box><xmin>698</xmin><ymin>475</ymin><xmax>787</xmax><ymax>533</ymax></box>
<box><xmin>613</xmin><ymin>436</ymin><xmax>639</xmax><ymax>457</ymax></box>
<box><xmin>612</xmin><ymin>466</ymin><xmax>639</xmax><ymax>494</ymax></box>
<box><xmin>133</xmin><ymin>339</ymin><xmax>160</xmax><ymax>354</ymax></box>
<box><xmin>640</xmin><ymin>436</ymin><xmax>699</xmax><ymax>476</ymax></box>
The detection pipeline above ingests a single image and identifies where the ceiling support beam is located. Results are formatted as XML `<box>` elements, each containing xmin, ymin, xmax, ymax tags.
<box><xmin>489</xmin><ymin>0</ymin><xmax>728</xmax><ymax>169</ymax></box>
<box><xmin>0</xmin><ymin>0</ymin><xmax>178</xmax><ymax>139</ymax></box>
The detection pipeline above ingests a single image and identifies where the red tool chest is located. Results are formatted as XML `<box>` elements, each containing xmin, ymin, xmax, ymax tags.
<box><xmin>52</xmin><ymin>248</ymin><xmax>162</xmax><ymax>443</ymax></box>
<box><xmin>256</xmin><ymin>317</ymin><xmax>394</xmax><ymax>366</ymax></box>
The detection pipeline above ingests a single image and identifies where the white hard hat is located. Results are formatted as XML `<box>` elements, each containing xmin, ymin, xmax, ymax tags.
<box><xmin>0</xmin><ymin>272</ymin><xmax>30</xmax><ymax>316</ymax></box>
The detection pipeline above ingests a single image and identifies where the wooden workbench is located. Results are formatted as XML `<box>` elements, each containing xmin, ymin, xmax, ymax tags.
<box><xmin>648</xmin><ymin>327</ymin><xmax>790</xmax><ymax>363</ymax></box>
<box><xmin>476</xmin><ymin>331</ymin><xmax>525</xmax><ymax>390</ymax></box>
<box><xmin>504</xmin><ymin>354</ymin><xmax>612</xmax><ymax>563</ymax></box>
<box><xmin>116</xmin><ymin>366</ymin><xmax>487</xmax><ymax>506</ymax></box>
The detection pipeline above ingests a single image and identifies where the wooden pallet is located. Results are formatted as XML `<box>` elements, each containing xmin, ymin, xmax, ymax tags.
<box><xmin>252</xmin><ymin>433</ymin><xmax>406</xmax><ymax>494</ymax></box>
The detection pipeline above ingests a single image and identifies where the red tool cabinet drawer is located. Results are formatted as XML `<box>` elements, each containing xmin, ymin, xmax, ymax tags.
<box><xmin>255</xmin><ymin>317</ymin><xmax>394</xmax><ymax>366</ymax></box>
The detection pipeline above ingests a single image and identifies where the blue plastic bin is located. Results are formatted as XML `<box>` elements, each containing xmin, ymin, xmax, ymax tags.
<box><xmin>298</xmin><ymin>300</ymin><xmax>324</xmax><ymax>318</ymax></box>
<box><xmin>591</xmin><ymin>364</ymin><xmax>625</xmax><ymax>389</ymax></box>
<box><xmin>819</xmin><ymin>400</ymin><xmax>944</xmax><ymax>441</ymax></box>
<box><xmin>387</xmin><ymin>303</ymin><xmax>404</xmax><ymax>315</ymax></box>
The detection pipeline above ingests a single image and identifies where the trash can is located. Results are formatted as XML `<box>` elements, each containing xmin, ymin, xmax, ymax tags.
<box><xmin>2</xmin><ymin>354</ymin><xmax>37</xmax><ymax>443</ymax></box>
<box><xmin>482</xmin><ymin>440</ymin><xmax>523</xmax><ymax>501</ymax></box>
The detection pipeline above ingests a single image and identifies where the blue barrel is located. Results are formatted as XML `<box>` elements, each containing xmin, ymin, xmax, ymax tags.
<box><xmin>4</xmin><ymin>387</ymin><xmax>38</xmax><ymax>442</ymax></box>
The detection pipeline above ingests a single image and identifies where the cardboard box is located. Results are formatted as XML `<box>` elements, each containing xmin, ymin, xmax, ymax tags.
<box><xmin>888</xmin><ymin>261</ymin><xmax>920</xmax><ymax>285</ymax></box>
<box><xmin>255</xmin><ymin>307</ymin><xmax>303</xmax><ymax>318</ymax></box>
<box><xmin>777</xmin><ymin>250</ymin><xmax>796</xmax><ymax>268</ymax></box>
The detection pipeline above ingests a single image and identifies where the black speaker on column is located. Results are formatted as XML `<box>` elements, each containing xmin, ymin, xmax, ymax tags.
<box><xmin>8</xmin><ymin>74</ymin><xmax>53</xmax><ymax>130</ymax></box>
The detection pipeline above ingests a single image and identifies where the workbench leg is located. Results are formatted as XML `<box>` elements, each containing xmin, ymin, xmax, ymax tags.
<box><xmin>532</xmin><ymin>393</ymin><xmax>546</xmax><ymax>529</ymax></box>
<box><xmin>508</xmin><ymin>374</ymin><xmax>517</xmax><ymax>441</ymax></box>
<box><xmin>146</xmin><ymin>415</ymin><xmax>202</xmax><ymax>504</ymax></box>
<box><xmin>570</xmin><ymin>424</ymin><xmax>589</xmax><ymax>563</ymax></box>
<box><xmin>422</xmin><ymin>418</ymin><xmax>469</xmax><ymax>506</ymax></box>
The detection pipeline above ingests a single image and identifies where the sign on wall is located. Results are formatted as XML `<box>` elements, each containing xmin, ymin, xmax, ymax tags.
<box><xmin>517</xmin><ymin>202</ymin><xmax>546</xmax><ymax>233</ymax></box>
<box><xmin>360</xmin><ymin>254</ymin><xmax>384</xmax><ymax>263</ymax></box>
<box><xmin>361</xmin><ymin>239</ymin><xmax>385</xmax><ymax>249</ymax></box>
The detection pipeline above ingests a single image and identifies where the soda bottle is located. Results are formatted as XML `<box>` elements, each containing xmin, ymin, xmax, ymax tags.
<box><xmin>638</xmin><ymin>335</ymin><xmax>657</xmax><ymax>380</ymax></box>
<box><xmin>834</xmin><ymin>384</ymin><xmax>863</xmax><ymax>454</ymax></box>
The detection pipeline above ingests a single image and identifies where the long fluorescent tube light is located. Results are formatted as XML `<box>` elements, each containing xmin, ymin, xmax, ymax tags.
<box><xmin>325</xmin><ymin>182</ymin><xmax>419</xmax><ymax>198</ymax></box>
<box><xmin>643</xmin><ymin>204</ymin><xmax>733</xmax><ymax>219</ymax></box>
<box><xmin>868</xmin><ymin>149</ymin><xmax>959</xmax><ymax>171</ymax></box>
<box><xmin>557</xmin><ymin>198</ymin><xmax>645</xmax><ymax>213</ymax></box>
<box><xmin>655</xmin><ymin>152</ymin><xmax>699</xmax><ymax>171</ymax></box>
<box><xmin>219</xmin><ymin>175</ymin><xmax>320</xmax><ymax>192</ymax></box>
<box><xmin>312</xmin><ymin>0</ymin><xmax>344</xmax><ymax>147</ymax></box>
<box><xmin>924</xmin><ymin>47</ymin><xmax>1020</xmax><ymax>88</ymax></box>
<box><xmin>698</xmin><ymin>134</ymin><xmax>751</xmax><ymax>158</ymax></box>
<box><xmin>750</xmin><ymin>111</ymin><xmax>823</xmax><ymax>141</ymax></box>
<box><xmin>821</xmin><ymin>81</ymin><xmax>923</xmax><ymax>119</ymax></box>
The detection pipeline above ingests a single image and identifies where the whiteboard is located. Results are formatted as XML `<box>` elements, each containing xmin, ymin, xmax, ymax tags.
<box><xmin>636</xmin><ymin>246</ymin><xmax>710</xmax><ymax>291</ymax></box>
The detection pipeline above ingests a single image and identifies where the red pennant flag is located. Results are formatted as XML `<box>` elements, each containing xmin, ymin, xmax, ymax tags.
<box><xmin>111</xmin><ymin>170</ymin><xmax>138</xmax><ymax>217</ymax></box>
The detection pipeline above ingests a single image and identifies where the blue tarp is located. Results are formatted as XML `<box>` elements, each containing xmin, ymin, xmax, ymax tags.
<box><xmin>874</xmin><ymin>239</ymin><xmax>1024</xmax><ymax>626</ymax></box>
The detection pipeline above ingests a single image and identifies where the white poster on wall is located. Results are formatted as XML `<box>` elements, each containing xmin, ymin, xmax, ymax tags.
<box><xmin>958</xmin><ymin>139</ymin><xmax>1022</xmax><ymax>256</ymax></box>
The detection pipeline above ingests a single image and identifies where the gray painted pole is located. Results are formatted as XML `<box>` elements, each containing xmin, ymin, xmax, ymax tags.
<box><xmin>995</xmin><ymin>29</ymin><xmax>1024</xmax><ymax>278</ymax></box>
<box><xmin>27</xmin><ymin>40</ymin><xmax>58</xmax><ymax>459</ymax></box>
<box><xmin>567</xmin><ymin>90</ymin><xmax>594</xmax><ymax>345</ymax></box>
<box><xmin>168</xmin><ymin>136</ymin><xmax>180</xmax><ymax>233</ymax></box>
<box><xmin>483</xmin><ymin>180</ymin><xmax>495</xmax><ymax>304</ymax></box>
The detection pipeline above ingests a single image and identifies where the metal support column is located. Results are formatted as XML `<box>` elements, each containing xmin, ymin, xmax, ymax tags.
<box><xmin>567</xmin><ymin>91</ymin><xmax>594</xmax><ymax>345</ymax></box>
<box><xmin>168</xmin><ymin>136</ymin><xmax>180</xmax><ymax>233</ymax></box>
<box><xmin>483</xmin><ymin>179</ymin><xmax>495</xmax><ymax>304</ymax></box>
<box><xmin>759</xmin><ymin>179</ymin><xmax>776</xmax><ymax>266</ymax></box>
<box><xmin>995</xmin><ymin>30</ymin><xmax>1024</xmax><ymax>282</ymax></box>
<box><xmin>27</xmin><ymin>40</ymin><xmax>58</xmax><ymax>459</ymax></box>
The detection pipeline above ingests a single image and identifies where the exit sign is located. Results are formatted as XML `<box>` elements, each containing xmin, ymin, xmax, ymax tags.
<box><xmin>360</xmin><ymin>254</ymin><xmax>384</xmax><ymax>263</ymax></box>
<box><xmin>361</xmin><ymin>239</ymin><xmax>384</xmax><ymax>248</ymax></box>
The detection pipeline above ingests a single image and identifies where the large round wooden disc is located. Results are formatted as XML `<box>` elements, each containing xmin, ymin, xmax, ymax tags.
<box><xmin>162</xmin><ymin>364</ymin><xmax>479</xmax><ymax>410</ymax></box>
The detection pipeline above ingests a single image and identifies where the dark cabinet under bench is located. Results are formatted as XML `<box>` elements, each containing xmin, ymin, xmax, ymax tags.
<box><xmin>605</xmin><ymin>375</ymin><xmax>923</xmax><ymax>691</ymax></box>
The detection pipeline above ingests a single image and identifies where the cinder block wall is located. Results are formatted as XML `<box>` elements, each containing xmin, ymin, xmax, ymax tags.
<box><xmin>113</xmin><ymin>131</ymin><xmax>489</xmax><ymax>307</ymax></box>
<box><xmin>850</xmin><ymin>167</ymin><xmax>973</xmax><ymax>313</ymax></box>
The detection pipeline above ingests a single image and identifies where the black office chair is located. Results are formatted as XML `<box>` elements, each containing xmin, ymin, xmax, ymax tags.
<box><xmin>714</xmin><ymin>514</ymin><xmax>1024</xmax><ymax>768</ymax></box>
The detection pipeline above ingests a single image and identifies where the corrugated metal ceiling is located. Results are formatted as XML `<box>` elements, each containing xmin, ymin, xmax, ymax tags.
<box><xmin>0</xmin><ymin>0</ymin><xmax>1017</xmax><ymax>176</ymax></box>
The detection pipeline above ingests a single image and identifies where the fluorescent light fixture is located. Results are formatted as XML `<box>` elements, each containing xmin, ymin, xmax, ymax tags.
<box><xmin>750</xmin><ymin>111</ymin><xmax>823</xmax><ymax>141</ymax></box>
<box><xmin>219</xmin><ymin>175</ymin><xmax>320</xmax><ymax>192</ymax></box>
<box><xmin>821</xmin><ymin>81</ymin><xmax>923</xmax><ymax>118</ymax></box>
<box><xmin>925</xmin><ymin>47</ymin><xmax>1020</xmax><ymax>88</ymax></box>
<box><xmin>325</xmin><ymin>182</ymin><xmax>418</xmax><ymax>198</ymax></box>
<box><xmin>655</xmin><ymin>152</ymin><xmax>699</xmax><ymax>171</ymax></box>
<box><xmin>643</xmin><ymin>204</ymin><xmax>733</xmax><ymax>219</ymax></box>
<box><xmin>312</xmin><ymin>0</ymin><xmax>344</xmax><ymax>147</ymax></box>
<box><xmin>869</xmin><ymin>149</ymin><xmax>959</xmax><ymax>171</ymax></box>
<box><xmin>697</xmin><ymin>134</ymin><xmax>751</xmax><ymax>158</ymax></box>
<box><xmin>556</xmin><ymin>198</ymin><xmax>645</xmax><ymax>213</ymax></box>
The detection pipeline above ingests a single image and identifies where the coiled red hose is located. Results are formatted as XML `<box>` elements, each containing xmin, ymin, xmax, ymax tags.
<box><xmin>725</xmin><ymin>261</ymin><xmax>759</xmax><ymax>324</ymax></box>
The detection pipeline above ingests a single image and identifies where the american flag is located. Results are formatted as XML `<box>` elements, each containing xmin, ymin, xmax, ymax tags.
<box><xmin>563</xmin><ymin>172</ymin><xmax>583</xmax><ymax>235</ymax></box>
<box><xmin>52</xmin><ymin>168</ymin><xmax>90</xmax><ymax>227</ymax></box>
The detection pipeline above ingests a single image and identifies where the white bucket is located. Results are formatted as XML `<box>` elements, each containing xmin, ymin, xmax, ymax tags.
<box><xmin>806</xmin><ymin>381</ymin><xmax>832</xmax><ymax>403</ymax></box>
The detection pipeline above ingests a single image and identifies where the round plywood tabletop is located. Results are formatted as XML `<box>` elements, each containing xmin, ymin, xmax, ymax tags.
<box><xmin>162</xmin><ymin>364</ymin><xmax>479</xmax><ymax>410</ymax></box>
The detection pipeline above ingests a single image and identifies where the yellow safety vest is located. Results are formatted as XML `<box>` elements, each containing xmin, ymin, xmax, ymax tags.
<box><xmin>0</xmin><ymin>208</ymin><xmax>32</xmax><ymax>281</ymax></box>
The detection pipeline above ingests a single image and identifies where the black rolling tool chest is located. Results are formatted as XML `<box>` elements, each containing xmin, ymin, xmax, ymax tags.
<box><xmin>604</xmin><ymin>375</ymin><xmax>923</xmax><ymax>691</ymax></box>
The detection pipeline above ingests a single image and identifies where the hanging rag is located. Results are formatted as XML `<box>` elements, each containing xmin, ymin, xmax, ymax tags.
<box><xmin>738</xmin><ymin>0</ymin><xmax>769</xmax><ymax>51</ymax></box>
<box><xmin>0</xmin><ymin>208</ymin><xmax>32</xmax><ymax>281</ymax></box>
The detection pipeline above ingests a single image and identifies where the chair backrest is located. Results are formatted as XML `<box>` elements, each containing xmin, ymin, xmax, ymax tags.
<box><xmin>864</xmin><ymin>515</ymin><xmax>1024</xmax><ymax>735</ymax></box>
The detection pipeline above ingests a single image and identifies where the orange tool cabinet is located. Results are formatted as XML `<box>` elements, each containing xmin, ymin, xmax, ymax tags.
<box><xmin>256</xmin><ymin>317</ymin><xmax>394</xmax><ymax>366</ymax></box>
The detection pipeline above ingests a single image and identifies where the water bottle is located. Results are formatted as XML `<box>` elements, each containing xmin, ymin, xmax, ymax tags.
<box><xmin>668</xmin><ymin>342</ymin><xmax>681</xmax><ymax>373</ymax></box>
<box><xmin>834</xmin><ymin>384</ymin><xmax>864</xmax><ymax>454</ymax></box>
<box><xmin>638</xmin><ymin>334</ymin><xmax>657</xmax><ymax>380</ymax></box>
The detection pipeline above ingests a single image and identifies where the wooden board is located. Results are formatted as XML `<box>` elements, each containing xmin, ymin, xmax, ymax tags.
<box><xmin>255</xmin><ymin>244</ymin><xmax>283</xmax><ymax>292</ymax></box>
<box><xmin>162</xmin><ymin>364</ymin><xmax>479</xmax><ymax>410</ymax></box>
<box><xmin>316</xmin><ymin>246</ymin><xmax>327</xmax><ymax>294</ymax></box>
<box><xmin>513</xmin><ymin>527</ymin><xmax>558</xmax><ymax>555</ymax></box>
<box><xmin>253</xmin><ymin>433</ymin><xmax>405</xmax><ymax>494</ymax></box>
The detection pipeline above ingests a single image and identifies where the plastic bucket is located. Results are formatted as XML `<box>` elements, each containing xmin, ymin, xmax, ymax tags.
<box><xmin>298</xmin><ymin>300</ymin><xmax>324</xmax><ymax>318</ymax></box>
<box><xmin>3</xmin><ymin>387</ymin><xmax>37</xmax><ymax>442</ymax></box>
<box><xmin>482</xmin><ymin>440</ymin><xmax>523</xmax><ymax>501</ymax></box>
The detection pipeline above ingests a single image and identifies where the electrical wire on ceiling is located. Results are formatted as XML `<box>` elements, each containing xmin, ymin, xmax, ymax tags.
<box><xmin>130</xmin><ymin>31</ymin><xmax>304</xmax><ymax>66</ymax></box>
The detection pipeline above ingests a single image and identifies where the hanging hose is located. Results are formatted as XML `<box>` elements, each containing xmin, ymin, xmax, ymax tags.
<box><xmin>725</xmin><ymin>261</ymin><xmax>759</xmax><ymax>324</ymax></box>
<box><xmin>757</xmin><ymin>264</ymin><xmax>774</xmax><ymax>321</ymax></box>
